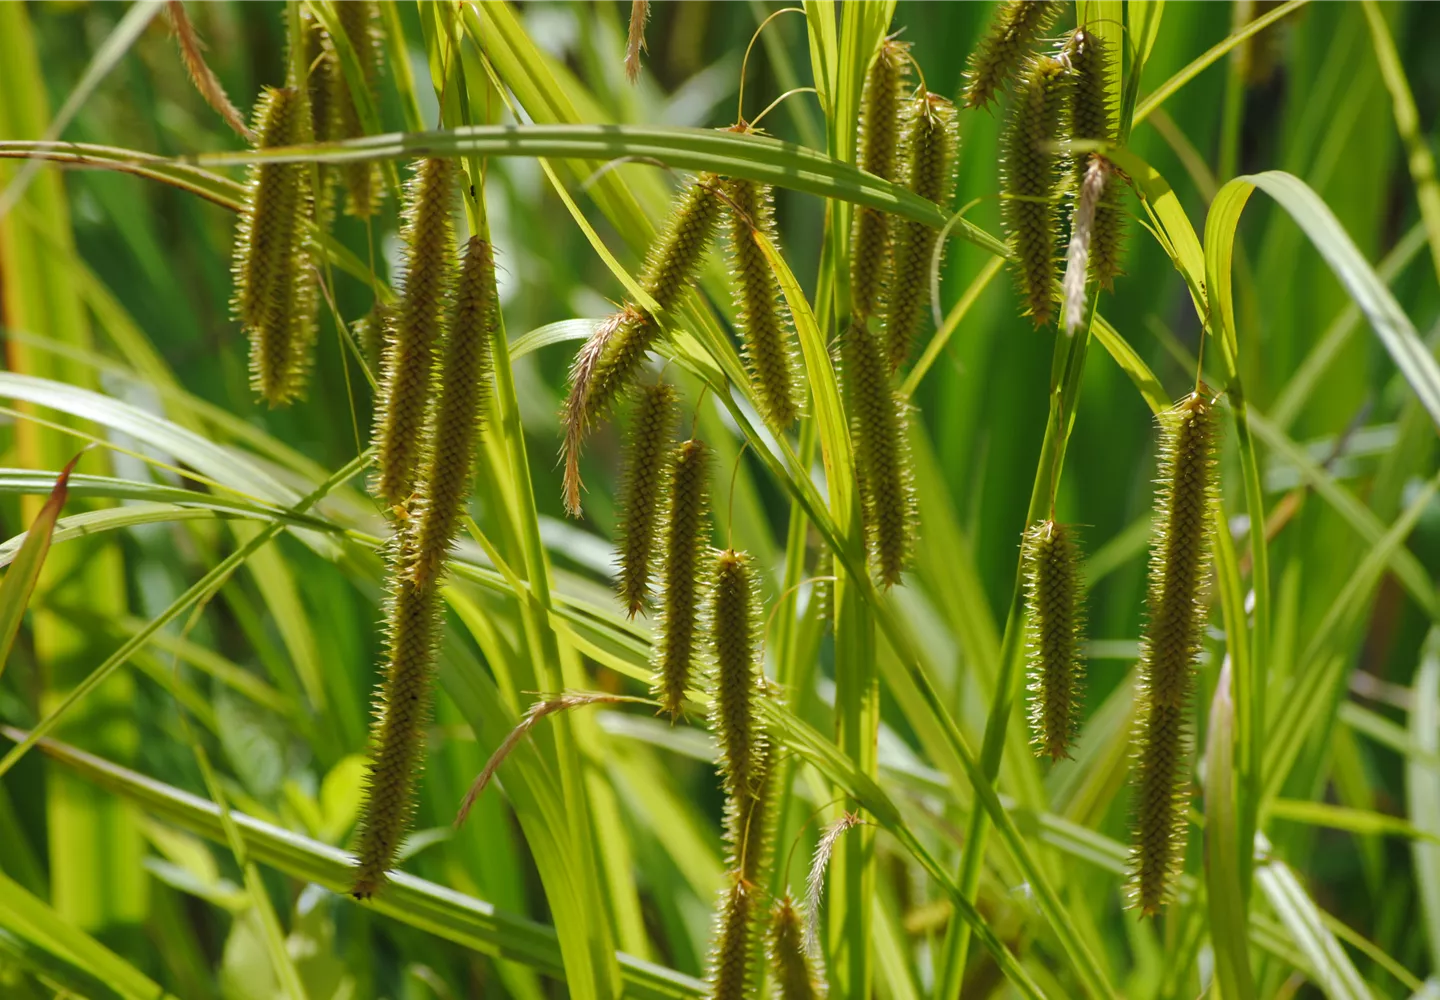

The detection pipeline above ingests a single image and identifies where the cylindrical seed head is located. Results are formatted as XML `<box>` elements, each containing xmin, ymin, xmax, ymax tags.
<box><xmin>770</xmin><ymin>895</ymin><xmax>825</xmax><ymax>1000</ymax></box>
<box><xmin>850</xmin><ymin>39</ymin><xmax>910</xmax><ymax>320</ymax></box>
<box><xmin>1023</xmin><ymin>520</ymin><xmax>1085</xmax><ymax>761</ymax></box>
<box><xmin>723</xmin><ymin>177</ymin><xmax>802</xmax><ymax>428</ymax></box>
<box><xmin>963</xmin><ymin>0</ymin><xmax>1064</xmax><ymax>109</ymax></box>
<box><xmin>1002</xmin><ymin>55</ymin><xmax>1069</xmax><ymax>327</ymax></box>
<box><xmin>641</xmin><ymin>172</ymin><xmax>722</xmax><ymax>314</ymax></box>
<box><xmin>651</xmin><ymin>438</ymin><xmax>712</xmax><ymax>718</ymax></box>
<box><xmin>1066</xmin><ymin>28</ymin><xmax>1125</xmax><ymax>290</ymax></box>
<box><xmin>372</xmin><ymin>157</ymin><xmax>457</xmax><ymax>505</ymax></box>
<box><xmin>333</xmin><ymin>0</ymin><xmax>383</xmax><ymax>219</ymax></box>
<box><xmin>615</xmin><ymin>382</ymin><xmax>679</xmax><ymax>617</ymax></box>
<box><xmin>709</xmin><ymin>548</ymin><xmax>764</xmax><ymax>801</ymax></box>
<box><xmin>1128</xmin><ymin>392</ymin><xmax>1219</xmax><ymax>915</ymax></box>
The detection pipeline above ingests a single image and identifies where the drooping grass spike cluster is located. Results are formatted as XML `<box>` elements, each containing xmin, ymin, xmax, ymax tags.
<box><xmin>887</xmin><ymin>91</ymin><xmax>960</xmax><ymax>370</ymax></box>
<box><xmin>652</xmin><ymin>438</ymin><xmax>712</xmax><ymax>718</ymax></box>
<box><xmin>963</xmin><ymin>0</ymin><xmax>1064</xmax><ymax>109</ymax></box>
<box><xmin>850</xmin><ymin>38</ymin><xmax>909</xmax><ymax>322</ymax></box>
<box><xmin>1023</xmin><ymin>519</ymin><xmax>1085</xmax><ymax>761</ymax></box>
<box><xmin>616</xmin><ymin>382</ymin><xmax>679</xmax><ymax>618</ymax></box>
<box><xmin>1002</xmin><ymin>54</ymin><xmax>1069</xmax><ymax>327</ymax></box>
<box><xmin>724</xmin><ymin>175</ymin><xmax>803</xmax><ymax>427</ymax></box>
<box><xmin>231</xmin><ymin>86</ymin><xmax>319</xmax><ymax>407</ymax></box>
<box><xmin>709</xmin><ymin>548</ymin><xmax>765</xmax><ymax>800</ymax></box>
<box><xmin>373</xmin><ymin>157</ymin><xmax>457</xmax><ymax>506</ymax></box>
<box><xmin>1129</xmin><ymin>392</ymin><xmax>1219</xmax><ymax>915</ymax></box>
<box><xmin>353</xmin><ymin>170</ymin><xmax>501</xmax><ymax>899</ymax></box>
<box><xmin>770</xmin><ymin>895</ymin><xmax>825</xmax><ymax>1000</ymax></box>
<box><xmin>562</xmin><ymin>173</ymin><xmax>721</xmax><ymax>514</ymax></box>
<box><xmin>1065</xmin><ymin>27</ymin><xmax>1124</xmax><ymax>289</ymax></box>
<box><xmin>842</xmin><ymin>321</ymin><xmax>915</xmax><ymax>587</ymax></box>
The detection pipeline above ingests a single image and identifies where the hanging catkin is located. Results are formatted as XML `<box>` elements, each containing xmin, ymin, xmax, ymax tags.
<box><xmin>850</xmin><ymin>39</ymin><xmax>909</xmax><ymax>321</ymax></box>
<box><xmin>1023</xmin><ymin>519</ymin><xmax>1085</xmax><ymax>761</ymax></box>
<box><xmin>615</xmin><ymin>382</ymin><xmax>679</xmax><ymax>618</ymax></box>
<box><xmin>332</xmin><ymin>0</ymin><xmax>383</xmax><ymax>219</ymax></box>
<box><xmin>410</xmin><ymin>235</ymin><xmax>496</xmax><ymax>588</ymax></box>
<box><xmin>770</xmin><ymin>895</ymin><xmax>825</xmax><ymax>1000</ymax></box>
<box><xmin>723</xmin><ymin>176</ymin><xmax>802</xmax><ymax>428</ymax></box>
<box><xmin>887</xmin><ymin>91</ymin><xmax>959</xmax><ymax>370</ymax></box>
<box><xmin>351</xmin><ymin>527</ymin><xmax>442</xmax><ymax>898</ymax></box>
<box><xmin>1129</xmin><ymin>392</ymin><xmax>1219</xmax><ymax>915</ymax></box>
<box><xmin>841</xmin><ymin>322</ymin><xmax>915</xmax><ymax>586</ymax></box>
<box><xmin>1066</xmin><ymin>27</ymin><xmax>1124</xmax><ymax>289</ymax></box>
<box><xmin>231</xmin><ymin>86</ymin><xmax>319</xmax><ymax>407</ymax></box>
<box><xmin>963</xmin><ymin>0</ymin><xmax>1064</xmax><ymax>109</ymax></box>
<box><xmin>651</xmin><ymin>438</ymin><xmax>712</xmax><ymax>718</ymax></box>
<box><xmin>709</xmin><ymin>548</ymin><xmax>764</xmax><ymax>800</ymax></box>
<box><xmin>1002</xmin><ymin>55</ymin><xmax>1068</xmax><ymax>327</ymax></box>
<box><xmin>373</xmin><ymin>157</ymin><xmax>456</xmax><ymax>505</ymax></box>
<box><xmin>706</xmin><ymin>742</ymin><xmax>775</xmax><ymax>1000</ymax></box>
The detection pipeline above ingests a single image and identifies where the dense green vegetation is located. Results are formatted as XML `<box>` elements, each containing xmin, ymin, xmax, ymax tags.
<box><xmin>1</xmin><ymin>2</ymin><xmax>1438</xmax><ymax>998</ymax></box>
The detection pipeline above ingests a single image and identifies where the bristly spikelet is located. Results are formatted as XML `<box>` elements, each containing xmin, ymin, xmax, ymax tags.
<box><xmin>232</xmin><ymin>86</ymin><xmax>319</xmax><ymax>407</ymax></box>
<box><xmin>352</xmin><ymin>527</ymin><xmax>443</xmax><ymax>898</ymax></box>
<box><xmin>333</xmin><ymin>0</ymin><xmax>383</xmax><ymax>219</ymax></box>
<box><xmin>707</xmin><ymin>880</ymin><xmax>757</xmax><ymax>1000</ymax></box>
<box><xmin>373</xmin><ymin>157</ymin><xmax>456</xmax><ymax>505</ymax></box>
<box><xmin>850</xmin><ymin>39</ymin><xmax>910</xmax><ymax>321</ymax></box>
<box><xmin>410</xmin><ymin>236</ymin><xmax>496</xmax><ymax>588</ymax></box>
<box><xmin>887</xmin><ymin>91</ymin><xmax>960</xmax><ymax>370</ymax></box>
<box><xmin>706</xmin><ymin>742</ymin><xmax>775</xmax><ymax>1000</ymax></box>
<box><xmin>616</xmin><ymin>382</ymin><xmax>679</xmax><ymax>618</ymax></box>
<box><xmin>1129</xmin><ymin>392</ymin><xmax>1219</xmax><ymax>916</ymax></box>
<box><xmin>723</xmin><ymin>176</ymin><xmax>802</xmax><ymax>427</ymax></box>
<box><xmin>1002</xmin><ymin>55</ymin><xmax>1069</xmax><ymax>327</ymax></box>
<box><xmin>963</xmin><ymin>0</ymin><xmax>1064</xmax><ymax>109</ymax></box>
<box><xmin>841</xmin><ymin>323</ymin><xmax>915</xmax><ymax>587</ymax></box>
<box><xmin>642</xmin><ymin>171</ymin><xmax>723</xmax><ymax>314</ymax></box>
<box><xmin>1023</xmin><ymin>520</ymin><xmax>1085</xmax><ymax>761</ymax></box>
<box><xmin>709</xmin><ymin>548</ymin><xmax>764</xmax><ymax>800</ymax></box>
<box><xmin>1066</xmin><ymin>28</ymin><xmax>1125</xmax><ymax>289</ymax></box>
<box><xmin>770</xmin><ymin>895</ymin><xmax>825</xmax><ymax>1000</ymax></box>
<box><xmin>652</xmin><ymin>439</ymin><xmax>711</xmax><ymax>718</ymax></box>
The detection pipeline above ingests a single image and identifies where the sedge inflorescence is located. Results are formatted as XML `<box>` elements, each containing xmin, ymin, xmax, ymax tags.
<box><xmin>615</xmin><ymin>382</ymin><xmax>679</xmax><ymax>618</ymax></box>
<box><xmin>963</xmin><ymin>0</ymin><xmax>1064</xmax><ymax>109</ymax></box>
<box><xmin>1023</xmin><ymin>519</ymin><xmax>1085</xmax><ymax>761</ymax></box>
<box><xmin>1002</xmin><ymin>54</ymin><xmax>1069</xmax><ymax>328</ymax></box>
<box><xmin>1128</xmin><ymin>392</ymin><xmax>1219</xmax><ymax>916</ymax></box>
<box><xmin>651</xmin><ymin>438</ymin><xmax>712</xmax><ymax>719</ymax></box>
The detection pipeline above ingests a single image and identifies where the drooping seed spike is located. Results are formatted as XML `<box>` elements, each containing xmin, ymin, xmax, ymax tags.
<box><xmin>963</xmin><ymin>0</ymin><xmax>1065</xmax><ymax>109</ymax></box>
<box><xmin>641</xmin><ymin>172</ymin><xmax>723</xmax><ymax>314</ymax></box>
<box><xmin>887</xmin><ymin>91</ymin><xmax>960</xmax><ymax>370</ymax></box>
<box><xmin>706</xmin><ymin>880</ymin><xmax>757</xmax><ymax>1000</ymax></box>
<box><xmin>352</xmin><ymin>527</ymin><xmax>443</xmax><ymax>898</ymax></box>
<box><xmin>333</xmin><ymin>0</ymin><xmax>383</xmax><ymax>219</ymax></box>
<box><xmin>1023</xmin><ymin>520</ymin><xmax>1085</xmax><ymax>761</ymax></box>
<box><xmin>1065</xmin><ymin>27</ymin><xmax>1125</xmax><ymax>290</ymax></box>
<box><xmin>231</xmin><ymin>86</ymin><xmax>319</xmax><ymax>407</ymax></box>
<box><xmin>625</xmin><ymin>0</ymin><xmax>649</xmax><ymax>84</ymax></box>
<box><xmin>707</xmin><ymin>741</ymin><xmax>775</xmax><ymax>1000</ymax></box>
<box><xmin>411</xmin><ymin>236</ymin><xmax>497</xmax><ymax>589</ymax></box>
<box><xmin>850</xmin><ymin>38</ymin><xmax>910</xmax><ymax>320</ymax></box>
<box><xmin>560</xmin><ymin>305</ymin><xmax>656</xmax><ymax>517</ymax></box>
<box><xmin>709</xmin><ymin>548</ymin><xmax>764</xmax><ymax>800</ymax></box>
<box><xmin>651</xmin><ymin>439</ymin><xmax>712</xmax><ymax>718</ymax></box>
<box><xmin>770</xmin><ymin>895</ymin><xmax>825</xmax><ymax>1000</ymax></box>
<box><xmin>840</xmin><ymin>323</ymin><xmax>915</xmax><ymax>587</ymax></box>
<box><xmin>1002</xmin><ymin>54</ymin><xmax>1069</xmax><ymax>327</ymax></box>
<box><xmin>616</xmin><ymin>382</ymin><xmax>679</xmax><ymax>617</ymax></box>
<box><xmin>723</xmin><ymin>176</ymin><xmax>802</xmax><ymax>427</ymax></box>
<box><xmin>1129</xmin><ymin>391</ymin><xmax>1220</xmax><ymax>916</ymax></box>
<box><xmin>373</xmin><ymin>157</ymin><xmax>456</xmax><ymax>505</ymax></box>
<box><xmin>725</xmin><ymin>740</ymin><xmax>775</xmax><ymax>885</ymax></box>
<box><xmin>355</xmin><ymin>299</ymin><xmax>390</xmax><ymax>372</ymax></box>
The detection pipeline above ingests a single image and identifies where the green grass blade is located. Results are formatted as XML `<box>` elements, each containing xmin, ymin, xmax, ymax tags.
<box><xmin>1255</xmin><ymin>852</ymin><xmax>1375</xmax><ymax>1000</ymax></box>
<box><xmin>1409</xmin><ymin>631</ymin><xmax>1440</xmax><ymax>969</ymax></box>
<box><xmin>0</xmin><ymin>453</ymin><xmax>78</xmax><ymax>682</ymax></box>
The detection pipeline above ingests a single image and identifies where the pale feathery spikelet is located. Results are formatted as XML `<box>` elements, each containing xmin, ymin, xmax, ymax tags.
<box><xmin>1066</xmin><ymin>28</ymin><xmax>1124</xmax><ymax>290</ymax></box>
<box><xmin>625</xmin><ymin>0</ymin><xmax>649</xmax><ymax>84</ymax></box>
<box><xmin>410</xmin><ymin>236</ymin><xmax>496</xmax><ymax>588</ymax></box>
<box><xmin>850</xmin><ymin>39</ymin><xmax>910</xmax><ymax>321</ymax></box>
<box><xmin>651</xmin><ymin>439</ymin><xmax>712</xmax><ymax>718</ymax></box>
<box><xmin>841</xmin><ymin>322</ymin><xmax>915</xmax><ymax>587</ymax></box>
<box><xmin>1002</xmin><ymin>55</ymin><xmax>1069</xmax><ymax>327</ymax></box>
<box><xmin>887</xmin><ymin>91</ymin><xmax>959</xmax><ymax>370</ymax></box>
<box><xmin>770</xmin><ymin>895</ymin><xmax>826</xmax><ymax>1000</ymax></box>
<box><xmin>373</xmin><ymin>157</ymin><xmax>456</xmax><ymax>505</ymax></box>
<box><xmin>231</xmin><ymin>86</ymin><xmax>319</xmax><ymax>407</ymax></box>
<box><xmin>1061</xmin><ymin>155</ymin><xmax>1110</xmax><ymax>336</ymax></box>
<box><xmin>333</xmin><ymin>0</ymin><xmax>383</xmax><ymax>219</ymax></box>
<box><xmin>352</xmin><ymin>526</ymin><xmax>443</xmax><ymax>899</ymax></box>
<box><xmin>963</xmin><ymin>0</ymin><xmax>1064</xmax><ymax>109</ymax></box>
<box><xmin>168</xmin><ymin>1</ymin><xmax>252</xmax><ymax>141</ymax></box>
<box><xmin>804</xmin><ymin>812</ymin><xmax>861</xmax><ymax>958</ymax></box>
<box><xmin>723</xmin><ymin>176</ymin><xmax>802</xmax><ymax>427</ymax></box>
<box><xmin>1023</xmin><ymin>520</ymin><xmax>1085</xmax><ymax>761</ymax></box>
<box><xmin>709</xmin><ymin>548</ymin><xmax>765</xmax><ymax>801</ymax></box>
<box><xmin>616</xmin><ymin>382</ymin><xmax>679</xmax><ymax>618</ymax></box>
<box><xmin>1128</xmin><ymin>392</ymin><xmax>1219</xmax><ymax>916</ymax></box>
